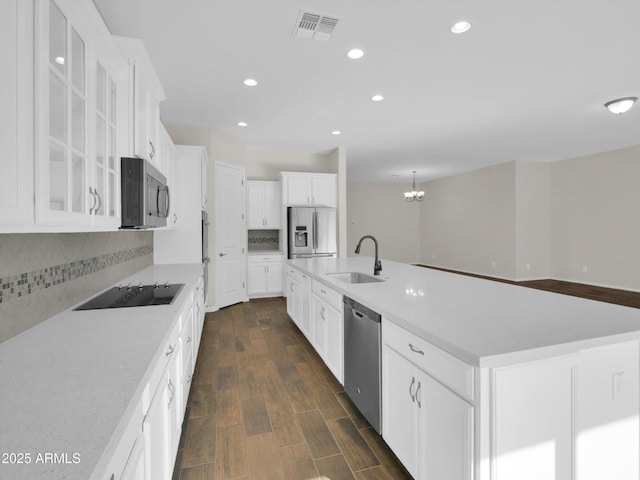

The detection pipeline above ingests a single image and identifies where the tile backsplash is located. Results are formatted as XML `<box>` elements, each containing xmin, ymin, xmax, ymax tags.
<box><xmin>248</xmin><ymin>229</ymin><xmax>280</xmax><ymax>251</ymax></box>
<box><xmin>0</xmin><ymin>231</ymin><xmax>153</xmax><ymax>343</ymax></box>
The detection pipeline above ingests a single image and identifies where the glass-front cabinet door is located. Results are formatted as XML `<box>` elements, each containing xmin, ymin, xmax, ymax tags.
<box><xmin>94</xmin><ymin>61</ymin><xmax>120</xmax><ymax>224</ymax></box>
<box><xmin>37</xmin><ymin>0</ymin><xmax>125</xmax><ymax>230</ymax></box>
<box><xmin>39</xmin><ymin>0</ymin><xmax>90</xmax><ymax>225</ymax></box>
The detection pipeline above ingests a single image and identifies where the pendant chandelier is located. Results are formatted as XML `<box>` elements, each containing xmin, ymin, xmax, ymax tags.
<box><xmin>404</xmin><ymin>171</ymin><xmax>425</xmax><ymax>202</ymax></box>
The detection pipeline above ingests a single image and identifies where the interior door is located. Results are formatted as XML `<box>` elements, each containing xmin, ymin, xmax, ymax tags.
<box><xmin>215</xmin><ymin>161</ymin><xmax>246</xmax><ymax>309</ymax></box>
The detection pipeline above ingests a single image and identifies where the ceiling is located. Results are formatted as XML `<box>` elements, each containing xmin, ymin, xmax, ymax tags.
<box><xmin>94</xmin><ymin>0</ymin><xmax>640</xmax><ymax>183</ymax></box>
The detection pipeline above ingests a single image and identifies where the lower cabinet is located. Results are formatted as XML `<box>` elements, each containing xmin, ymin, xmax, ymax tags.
<box><xmin>310</xmin><ymin>283</ymin><xmax>344</xmax><ymax>384</ymax></box>
<box><xmin>102</xmin><ymin>277</ymin><xmax>206</xmax><ymax>480</ymax></box>
<box><xmin>286</xmin><ymin>265</ymin><xmax>344</xmax><ymax>384</ymax></box>
<box><xmin>382</xmin><ymin>345</ymin><xmax>473</xmax><ymax>480</ymax></box>
<box><xmin>144</xmin><ymin>338</ymin><xmax>182</xmax><ymax>480</ymax></box>
<box><xmin>119</xmin><ymin>433</ymin><xmax>146</xmax><ymax>480</ymax></box>
<box><xmin>382</xmin><ymin>320</ymin><xmax>474</xmax><ymax>480</ymax></box>
<box><xmin>286</xmin><ymin>267</ymin><xmax>301</xmax><ymax>327</ymax></box>
<box><xmin>248</xmin><ymin>254</ymin><xmax>283</xmax><ymax>297</ymax></box>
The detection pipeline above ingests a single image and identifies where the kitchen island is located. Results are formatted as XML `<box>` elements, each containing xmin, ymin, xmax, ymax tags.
<box><xmin>287</xmin><ymin>256</ymin><xmax>640</xmax><ymax>480</ymax></box>
<box><xmin>0</xmin><ymin>264</ymin><xmax>205</xmax><ymax>480</ymax></box>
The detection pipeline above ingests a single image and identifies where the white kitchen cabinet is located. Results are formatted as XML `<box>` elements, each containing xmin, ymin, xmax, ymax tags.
<box><xmin>310</xmin><ymin>286</ymin><xmax>344</xmax><ymax>383</ymax></box>
<box><xmin>143</xmin><ymin>335</ymin><xmax>182</xmax><ymax>480</ymax></box>
<box><xmin>382</xmin><ymin>319</ymin><xmax>474</xmax><ymax>480</ymax></box>
<box><xmin>157</xmin><ymin>124</ymin><xmax>179</xmax><ymax>228</ymax></box>
<box><xmin>247</xmin><ymin>181</ymin><xmax>281</xmax><ymax>228</ymax></box>
<box><xmin>119</xmin><ymin>433</ymin><xmax>146</xmax><ymax>480</ymax></box>
<box><xmin>0</xmin><ymin>0</ymin><xmax>34</xmax><ymax>230</ymax></box>
<box><xmin>143</xmin><ymin>373</ymin><xmax>171</xmax><ymax>480</ymax></box>
<box><xmin>34</xmin><ymin>0</ymin><xmax>127</xmax><ymax>231</ymax></box>
<box><xmin>299</xmin><ymin>272</ymin><xmax>312</xmax><ymax>339</ymax></box>
<box><xmin>193</xmin><ymin>275</ymin><xmax>205</xmax><ymax>353</ymax></box>
<box><xmin>280</xmin><ymin>172</ymin><xmax>337</xmax><ymax>207</ymax></box>
<box><xmin>114</xmin><ymin>36</ymin><xmax>165</xmax><ymax>168</ymax></box>
<box><xmin>248</xmin><ymin>254</ymin><xmax>283</xmax><ymax>297</ymax></box>
<box><xmin>382</xmin><ymin>344</ymin><xmax>420</xmax><ymax>477</ymax></box>
<box><xmin>286</xmin><ymin>267</ymin><xmax>301</xmax><ymax>328</ymax></box>
<box><xmin>154</xmin><ymin>146</ymin><xmax>208</xmax><ymax>264</ymax></box>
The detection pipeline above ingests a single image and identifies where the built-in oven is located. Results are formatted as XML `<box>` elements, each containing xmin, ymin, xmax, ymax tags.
<box><xmin>202</xmin><ymin>210</ymin><xmax>210</xmax><ymax>300</ymax></box>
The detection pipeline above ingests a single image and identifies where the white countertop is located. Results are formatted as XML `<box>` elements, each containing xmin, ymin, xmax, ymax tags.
<box><xmin>0</xmin><ymin>264</ymin><xmax>203</xmax><ymax>480</ymax></box>
<box><xmin>247</xmin><ymin>249</ymin><xmax>283</xmax><ymax>255</ymax></box>
<box><xmin>288</xmin><ymin>257</ymin><xmax>640</xmax><ymax>367</ymax></box>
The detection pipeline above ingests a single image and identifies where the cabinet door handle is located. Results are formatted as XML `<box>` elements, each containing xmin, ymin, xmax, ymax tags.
<box><xmin>320</xmin><ymin>306</ymin><xmax>326</xmax><ymax>320</ymax></box>
<box><xmin>415</xmin><ymin>381</ymin><xmax>422</xmax><ymax>408</ymax></box>
<box><xmin>167</xmin><ymin>379</ymin><xmax>175</xmax><ymax>408</ymax></box>
<box><xmin>94</xmin><ymin>188</ymin><xmax>102</xmax><ymax>215</ymax></box>
<box><xmin>166</xmin><ymin>345</ymin><xmax>174</xmax><ymax>357</ymax></box>
<box><xmin>149</xmin><ymin>140</ymin><xmax>156</xmax><ymax>159</ymax></box>
<box><xmin>409</xmin><ymin>343</ymin><xmax>424</xmax><ymax>356</ymax></box>
<box><xmin>409</xmin><ymin>376</ymin><xmax>416</xmax><ymax>402</ymax></box>
<box><xmin>219</xmin><ymin>252</ymin><xmax>228</xmax><ymax>257</ymax></box>
<box><xmin>173</xmin><ymin>213</ymin><xmax>178</xmax><ymax>224</ymax></box>
<box><xmin>88</xmin><ymin>187</ymin><xmax>96</xmax><ymax>215</ymax></box>
<box><xmin>187</xmin><ymin>336</ymin><xmax>192</xmax><ymax>344</ymax></box>
<box><xmin>290</xmin><ymin>283</ymin><xmax>294</xmax><ymax>292</ymax></box>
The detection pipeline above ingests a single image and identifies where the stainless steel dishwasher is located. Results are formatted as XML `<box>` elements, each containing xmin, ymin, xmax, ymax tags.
<box><xmin>343</xmin><ymin>295</ymin><xmax>382</xmax><ymax>434</ymax></box>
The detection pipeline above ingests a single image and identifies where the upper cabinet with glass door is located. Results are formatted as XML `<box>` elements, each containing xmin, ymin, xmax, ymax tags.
<box><xmin>35</xmin><ymin>0</ymin><xmax>127</xmax><ymax>231</ymax></box>
<box><xmin>114</xmin><ymin>36</ymin><xmax>166</xmax><ymax>174</ymax></box>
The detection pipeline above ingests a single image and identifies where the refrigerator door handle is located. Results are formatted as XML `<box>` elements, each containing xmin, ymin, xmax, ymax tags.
<box><xmin>313</xmin><ymin>210</ymin><xmax>318</xmax><ymax>250</ymax></box>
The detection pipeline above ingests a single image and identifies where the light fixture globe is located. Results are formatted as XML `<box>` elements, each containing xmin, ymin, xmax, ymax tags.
<box><xmin>604</xmin><ymin>97</ymin><xmax>637</xmax><ymax>114</ymax></box>
<box><xmin>404</xmin><ymin>171</ymin><xmax>425</xmax><ymax>202</ymax></box>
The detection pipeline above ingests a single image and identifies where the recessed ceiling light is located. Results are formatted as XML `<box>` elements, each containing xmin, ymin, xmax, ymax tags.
<box><xmin>604</xmin><ymin>97</ymin><xmax>637</xmax><ymax>114</ymax></box>
<box><xmin>371</xmin><ymin>94</ymin><xmax>384</xmax><ymax>102</ymax></box>
<box><xmin>347</xmin><ymin>48</ymin><xmax>364</xmax><ymax>59</ymax></box>
<box><xmin>243</xmin><ymin>78</ymin><xmax>258</xmax><ymax>87</ymax></box>
<box><xmin>332</xmin><ymin>130</ymin><xmax>341</xmax><ymax>135</ymax></box>
<box><xmin>451</xmin><ymin>20</ymin><xmax>471</xmax><ymax>34</ymax></box>
<box><xmin>55</xmin><ymin>56</ymin><xmax>65</xmax><ymax>65</ymax></box>
<box><xmin>237</xmin><ymin>121</ymin><xmax>248</xmax><ymax>127</ymax></box>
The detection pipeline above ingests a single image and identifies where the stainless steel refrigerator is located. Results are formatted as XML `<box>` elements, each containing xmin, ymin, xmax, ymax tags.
<box><xmin>287</xmin><ymin>207</ymin><xmax>337</xmax><ymax>259</ymax></box>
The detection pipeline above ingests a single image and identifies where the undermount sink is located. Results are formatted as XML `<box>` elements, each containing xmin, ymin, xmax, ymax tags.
<box><xmin>327</xmin><ymin>272</ymin><xmax>385</xmax><ymax>284</ymax></box>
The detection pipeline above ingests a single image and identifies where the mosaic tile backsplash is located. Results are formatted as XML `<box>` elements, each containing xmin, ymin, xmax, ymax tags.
<box><xmin>248</xmin><ymin>229</ymin><xmax>280</xmax><ymax>251</ymax></box>
<box><xmin>0</xmin><ymin>231</ymin><xmax>153</xmax><ymax>343</ymax></box>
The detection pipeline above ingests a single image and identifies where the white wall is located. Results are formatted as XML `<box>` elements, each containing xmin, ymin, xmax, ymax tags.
<box><xmin>347</xmin><ymin>181</ymin><xmax>421</xmax><ymax>264</ymax></box>
<box><xmin>515</xmin><ymin>161</ymin><xmax>551</xmax><ymax>280</ymax></box>
<box><xmin>420</xmin><ymin>162</ymin><xmax>517</xmax><ymax>279</ymax></box>
<box><xmin>550</xmin><ymin>145</ymin><xmax>640</xmax><ymax>290</ymax></box>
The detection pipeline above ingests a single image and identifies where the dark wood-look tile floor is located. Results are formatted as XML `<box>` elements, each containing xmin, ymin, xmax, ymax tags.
<box><xmin>172</xmin><ymin>297</ymin><xmax>412</xmax><ymax>480</ymax></box>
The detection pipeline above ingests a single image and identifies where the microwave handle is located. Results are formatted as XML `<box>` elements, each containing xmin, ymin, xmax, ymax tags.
<box><xmin>157</xmin><ymin>185</ymin><xmax>170</xmax><ymax>218</ymax></box>
<box><xmin>163</xmin><ymin>185</ymin><xmax>170</xmax><ymax>218</ymax></box>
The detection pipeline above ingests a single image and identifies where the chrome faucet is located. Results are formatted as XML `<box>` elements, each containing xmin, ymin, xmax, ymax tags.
<box><xmin>354</xmin><ymin>235</ymin><xmax>382</xmax><ymax>275</ymax></box>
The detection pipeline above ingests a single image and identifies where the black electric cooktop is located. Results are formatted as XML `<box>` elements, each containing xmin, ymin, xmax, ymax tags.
<box><xmin>74</xmin><ymin>283</ymin><xmax>185</xmax><ymax>310</ymax></box>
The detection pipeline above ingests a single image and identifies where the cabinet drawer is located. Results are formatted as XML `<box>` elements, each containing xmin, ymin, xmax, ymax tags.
<box><xmin>382</xmin><ymin>319</ymin><xmax>474</xmax><ymax>401</ymax></box>
<box><xmin>143</xmin><ymin>319</ymin><xmax>180</xmax><ymax>413</ymax></box>
<box><xmin>249</xmin><ymin>254</ymin><xmax>283</xmax><ymax>264</ymax></box>
<box><xmin>312</xmin><ymin>281</ymin><xmax>343</xmax><ymax>310</ymax></box>
<box><xmin>286</xmin><ymin>265</ymin><xmax>303</xmax><ymax>282</ymax></box>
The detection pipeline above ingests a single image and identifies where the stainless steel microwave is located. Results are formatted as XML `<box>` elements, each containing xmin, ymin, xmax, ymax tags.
<box><xmin>120</xmin><ymin>157</ymin><xmax>169</xmax><ymax>229</ymax></box>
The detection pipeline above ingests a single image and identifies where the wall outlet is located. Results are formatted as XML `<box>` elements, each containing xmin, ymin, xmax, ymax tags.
<box><xmin>491</xmin><ymin>261</ymin><xmax>496</xmax><ymax>268</ymax></box>
<box><xmin>582</xmin><ymin>265</ymin><xmax>588</xmax><ymax>273</ymax></box>
<box><xmin>431</xmin><ymin>254</ymin><xmax>436</xmax><ymax>260</ymax></box>
<box><xmin>526</xmin><ymin>263</ymin><xmax>531</xmax><ymax>271</ymax></box>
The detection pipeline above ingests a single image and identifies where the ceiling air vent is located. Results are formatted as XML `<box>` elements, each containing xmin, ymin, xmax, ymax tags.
<box><xmin>294</xmin><ymin>10</ymin><xmax>341</xmax><ymax>41</ymax></box>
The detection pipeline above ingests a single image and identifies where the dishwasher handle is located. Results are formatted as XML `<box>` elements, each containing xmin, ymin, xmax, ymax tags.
<box><xmin>344</xmin><ymin>296</ymin><xmax>381</xmax><ymax>323</ymax></box>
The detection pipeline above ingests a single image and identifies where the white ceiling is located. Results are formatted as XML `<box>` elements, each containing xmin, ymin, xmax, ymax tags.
<box><xmin>94</xmin><ymin>0</ymin><xmax>640</xmax><ymax>183</ymax></box>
